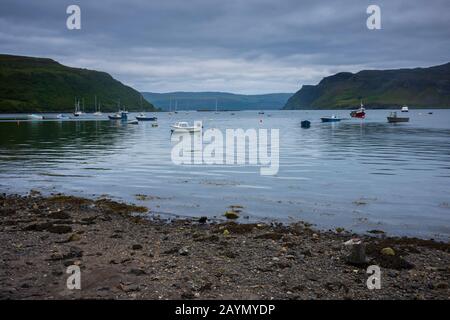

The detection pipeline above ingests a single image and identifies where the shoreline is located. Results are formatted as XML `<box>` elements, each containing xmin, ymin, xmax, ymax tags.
<box><xmin>0</xmin><ymin>108</ymin><xmax>449</xmax><ymax>116</ymax></box>
<box><xmin>0</xmin><ymin>192</ymin><xmax>449</xmax><ymax>299</ymax></box>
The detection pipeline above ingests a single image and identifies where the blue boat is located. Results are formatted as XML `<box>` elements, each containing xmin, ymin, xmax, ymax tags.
<box><xmin>136</xmin><ymin>113</ymin><xmax>157</xmax><ymax>121</ymax></box>
<box><xmin>300</xmin><ymin>120</ymin><xmax>311</xmax><ymax>128</ymax></box>
<box><xmin>321</xmin><ymin>115</ymin><xmax>341</xmax><ymax>122</ymax></box>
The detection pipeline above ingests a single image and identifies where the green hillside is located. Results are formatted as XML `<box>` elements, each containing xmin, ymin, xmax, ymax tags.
<box><xmin>0</xmin><ymin>54</ymin><xmax>155</xmax><ymax>113</ymax></box>
<box><xmin>284</xmin><ymin>62</ymin><xmax>450</xmax><ymax>109</ymax></box>
<box><xmin>142</xmin><ymin>92</ymin><xmax>292</xmax><ymax>111</ymax></box>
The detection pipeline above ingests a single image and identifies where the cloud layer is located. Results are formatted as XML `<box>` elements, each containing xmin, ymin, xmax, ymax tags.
<box><xmin>0</xmin><ymin>0</ymin><xmax>449</xmax><ymax>93</ymax></box>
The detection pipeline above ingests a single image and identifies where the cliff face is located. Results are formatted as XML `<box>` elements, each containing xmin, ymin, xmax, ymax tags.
<box><xmin>0</xmin><ymin>54</ymin><xmax>155</xmax><ymax>112</ymax></box>
<box><xmin>284</xmin><ymin>63</ymin><xmax>450</xmax><ymax>109</ymax></box>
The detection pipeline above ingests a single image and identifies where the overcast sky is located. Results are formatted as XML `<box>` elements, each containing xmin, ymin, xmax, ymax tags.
<box><xmin>0</xmin><ymin>0</ymin><xmax>449</xmax><ymax>93</ymax></box>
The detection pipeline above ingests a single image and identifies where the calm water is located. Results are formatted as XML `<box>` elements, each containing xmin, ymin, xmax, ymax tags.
<box><xmin>0</xmin><ymin>110</ymin><xmax>449</xmax><ymax>240</ymax></box>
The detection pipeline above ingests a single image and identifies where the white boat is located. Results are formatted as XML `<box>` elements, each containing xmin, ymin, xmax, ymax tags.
<box><xmin>170</xmin><ymin>121</ymin><xmax>202</xmax><ymax>133</ymax></box>
<box><xmin>401</xmin><ymin>105</ymin><xmax>409</xmax><ymax>112</ymax></box>
<box><xmin>56</xmin><ymin>114</ymin><xmax>69</xmax><ymax>119</ymax></box>
<box><xmin>27</xmin><ymin>114</ymin><xmax>44</xmax><ymax>120</ymax></box>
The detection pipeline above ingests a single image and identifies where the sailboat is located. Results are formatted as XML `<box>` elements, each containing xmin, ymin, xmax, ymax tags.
<box><xmin>93</xmin><ymin>96</ymin><xmax>102</xmax><ymax>116</ymax></box>
<box><xmin>214</xmin><ymin>98</ymin><xmax>219</xmax><ymax>114</ymax></box>
<box><xmin>73</xmin><ymin>99</ymin><xmax>84</xmax><ymax>117</ymax></box>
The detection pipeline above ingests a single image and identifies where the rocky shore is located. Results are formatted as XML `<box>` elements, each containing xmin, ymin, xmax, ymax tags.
<box><xmin>0</xmin><ymin>192</ymin><xmax>448</xmax><ymax>300</ymax></box>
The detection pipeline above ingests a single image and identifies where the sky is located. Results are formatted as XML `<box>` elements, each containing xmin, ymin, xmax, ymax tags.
<box><xmin>0</xmin><ymin>0</ymin><xmax>449</xmax><ymax>94</ymax></box>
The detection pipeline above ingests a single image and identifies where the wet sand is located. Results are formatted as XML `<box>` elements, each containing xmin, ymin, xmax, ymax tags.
<box><xmin>0</xmin><ymin>192</ymin><xmax>448</xmax><ymax>299</ymax></box>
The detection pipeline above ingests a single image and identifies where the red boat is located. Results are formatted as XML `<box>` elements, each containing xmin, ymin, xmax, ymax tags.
<box><xmin>350</xmin><ymin>102</ymin><xmax>366</xmax><ymax>118</ymax></box>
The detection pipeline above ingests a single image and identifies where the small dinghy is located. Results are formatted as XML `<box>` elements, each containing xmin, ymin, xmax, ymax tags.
<box><xmin>171</xmin><ymin>121</ymin><xmax>202</xmax><ymax>133</ymax></box>
<box><xmin>321</xmin><ymin>115</ymin><xmax>341</xmax><ymax>122</ymax></box>
<box><xmin>387</xmin><ymin>112</ymin><xmax>409</xmax><ymax>123</ymax></box>
<box><xmin>128</xmin><ymin>120</ymin><xmax>139</xmax><ymax>125</ymax></box>
<box><xmin>136</xmin><ymin>113</ymin><xmax>157</xmax><ymax>121</ymax></box>
<box><xmin>300</xmin><ymin>120</ymin><xmax>311</xmax><ymax>128</ymax></box>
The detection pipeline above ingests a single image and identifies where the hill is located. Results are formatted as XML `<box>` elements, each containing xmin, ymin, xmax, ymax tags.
<box><xmin>0</xmin><ymin>54</ymin><xmax>155</xmax><ymax>112</ymax></box>
<box><xmin>284</xmin><ymin>62</ymin><xmax>450</xmax><ymax>109</ymax></box>
<box><xmin>142</xmin><ymin>92</ymin><xmax>292</xmax><ymax>111</ymax></box>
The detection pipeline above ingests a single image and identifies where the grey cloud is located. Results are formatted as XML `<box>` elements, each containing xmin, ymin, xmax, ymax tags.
<box><xmin>0</xmin><ymin>0</ymin><xmax>449</xmax><ymax>93</ymax></box>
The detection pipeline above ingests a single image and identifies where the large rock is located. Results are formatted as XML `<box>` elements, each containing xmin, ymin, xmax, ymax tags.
<box><xmin>224</xmin><ymin>211</ymin><xmax>239</xmax><ymax>219</ymax></box>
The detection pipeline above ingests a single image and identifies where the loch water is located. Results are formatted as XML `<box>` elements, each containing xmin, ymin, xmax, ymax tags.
<box><xmin>0</xmin><ymin>109</ymin><xmax>449</xmax><ymax>240</ymax></box>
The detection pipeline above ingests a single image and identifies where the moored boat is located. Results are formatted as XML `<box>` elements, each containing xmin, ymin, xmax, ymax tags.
<box><xmin>27</xmin><ymin>114</ymin><xmax>44</xmax><ymax>120</ymax></box>
<box><xmin>73</xmin><ymin>99</ymin><xmax>85</xmax><ymax>117</ymax></box>
<box><xmin>350</xmin><ymin>101</ymin><xmax>366</xmax><ymax>118</ymax></box>
<box><xmin>93</xmin><ymin>96</ymin><xmax>103</xmax><ymax>116</ymax></box>
<box><xmin>170</xmin><ymin>121</ymin><xmax>202</xmax><ymax>133</ymax></box>
<box><xmin>321</xmin><ymin>115</ymin><xmax>341</xmax><ymax>122</ymax></box>
<box><xmin>401</xmin><ymin>105</ymin><xmax>409</xmax><ymax>112</ymax></box>
<box><xmin>108</xmin><ymin>113</ymin><xmax>122</xmax><ymax>120</ymax></box>
<box><xmin>387</xmin><ymin>112</ymin><xmax>409</xmax><ymax>123</ymax></box>
<box><xmin>108</xmin><ymin>111</ymin><xmax>128</xmax><ymax>120</ymax></box>
<box><xmin>56</xmin><ymin>114</ymin><xmax>69</xmax><ymax>119</ymax></box>
<box><xmin>136</xmin><ymin>113</ymin><xmax>157</xmax><ymax>121</ymax></box>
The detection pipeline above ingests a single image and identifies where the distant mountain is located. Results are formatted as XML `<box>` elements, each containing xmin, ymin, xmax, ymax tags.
<box><xmin>0</xmin><ymin>54</ymin><xmax>155</xmax><ymax>113</ymax></box>
<box><xmin>284</xmin><ymin>62</ymin><xmax>450</xmax><ymax>109</ymax></box>
<box><xmin>142</xmin><ymin>92</ymin><xmax>292</xmax><ymax>111</ymax></box>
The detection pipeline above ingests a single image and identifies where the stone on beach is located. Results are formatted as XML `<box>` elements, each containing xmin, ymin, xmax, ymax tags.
<box><xmin>381</xmin><ymin>247</ymin><xmax>396</xmax><ymax>256</ymax></box>
<box><xmin>224</xmin><ymin>211</ymin><xmax>239</xmax><ymax>219</ymax></box>
<box><xmin>344</xmin><ymin>238</ymin><xmax>367</xmax><ymax>265</ymax></box>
